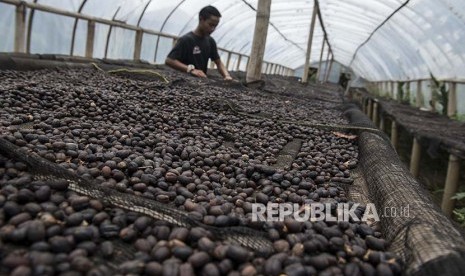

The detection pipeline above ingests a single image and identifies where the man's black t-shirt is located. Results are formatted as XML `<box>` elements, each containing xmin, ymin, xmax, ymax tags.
<box><xmin>167</xmin><ymin>32</ymin><xmax>220</xmax><ymax>74</ymax></box>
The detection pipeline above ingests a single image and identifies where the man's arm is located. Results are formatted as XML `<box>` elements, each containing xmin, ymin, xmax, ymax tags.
<box><xmin>214</xmin><ymin>58</ymin><xmax>232</xmax><ymax>81</ymax></box>
<box><xmin>165</xmin><ymin>57</ymin><xmax>207</xmax><ymax>78</ymax></box>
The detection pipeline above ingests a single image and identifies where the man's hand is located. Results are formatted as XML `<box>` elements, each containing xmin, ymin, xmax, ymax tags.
<box><xmin>190</xmin><ymin>69</ymin><xmax>207</xmax><ymax>78</ymax></box>
<box><xmin>224</xmin><ymin>75</ymin><xmax>233</xmax><ymax>81</ymax></box>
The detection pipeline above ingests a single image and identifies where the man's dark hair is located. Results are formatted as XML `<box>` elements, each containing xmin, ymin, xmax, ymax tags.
<box><xmin>199</xmin><ymin>5</ymin><xmax>221</xmax><ymax>20</ymax></box>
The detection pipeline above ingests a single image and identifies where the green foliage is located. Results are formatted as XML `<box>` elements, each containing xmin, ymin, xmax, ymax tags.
<box><xmin>453</xmin><ymin>208</ymin><xmax>465</xmax><ymax>226</ymax></box>
<box><xmin>452</xmin><ymin>192</ymin><xmax>465</xmax><ymax>201</ymax></box>
<box><xmin>453</xmin><ymin>192</ymin><xmax>465</xmax><ymax>226</ymax></box>
<box><xmin>397</xmin><ymin>81</ymin><xmax>410</xmax><ymax>104</ymax></box>
<box><xmin>430</xmin><ymin>73</ymin><xmax>449</xmax><ymax>116</ymax></box>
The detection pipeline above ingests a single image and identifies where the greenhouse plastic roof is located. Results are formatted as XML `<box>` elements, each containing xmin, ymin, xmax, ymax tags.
<box><xmin>1</xmin><ymin>0</ymin><xmax>465</xmax><ymax>81</ymax></box>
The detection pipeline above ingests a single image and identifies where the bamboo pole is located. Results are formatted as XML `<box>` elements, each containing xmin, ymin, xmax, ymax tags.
<box><xmin>324</xmin><ymin>56</ymin><xmax>334</xmax><ymax>82</ymax></box>
<box><xmin>2</xmin><ymin>0</ymin><xmax>177</xmax><ymax>39</ymax></box>
<box><xmin>367</xmin><ymin>99</ymin><xmax>373</xmax><ymax>119</ymax></box>
<box><xmin>236</xmin><ymin>55</ymin><xmax>242</xmax><ymax>71</ymax></box>
<box><xmin>391</xmin><ymin>81</ymin><xmax>395</xmax><ymax>99</ymax></box>
<box><xmin>410</xmin><ymin>138</ymin><xmax>421</xmax><ymax>178</ymax></box>
<box><xmin>133</xmin><ymin>29</ymin><xmax>143</xmax><ymax>60</ymax></box>
<box><xmin>14</xmin><ymin>2</ymin><xmax>26</xmax><ymax>53</ymax></box>
<box><xmin>322</xmin><ymin>49</ymin><xmax>331</xmax><ymax>83</ymax></box>
<box><xmin>379</xmin><ymin>114</ymin><xmax>385</xmax><ymax>132</ymax></box>
<box><xmin>316</xmin><ymin>37</ymin><xmax>325</xmax><ymax>82</ymax></box>
<box><xmin>225</xmin><ymin>52</ymin><xmax>232</xmax><ymax>70</ymax></box>
<box><xmin>302</xmin><ymin>3</ymin><xmax>318</xmax><ymax>84</ymax></box>
<box><xmin>246</xmin><ymin>0</ymin><xmax>271</xmax><ymax>83</ymax></box>
<box><xmin>391</xmin><ymin>120</ymin><xmax>398</xmax><ymax>150</ymax></box>
<box><xmin>416</xmin><ymin>80</ymin><xmax>422</xmax><ymax>108</ymax></box>
<box><xmin>85</xmin><ymin>20</ymin><xmax>95</xmax><ymax>58</ymax></box>
<box><xmin>447</xmin><ymin>82</ymin><xmax>457</xmax><ymax>118</ymax></box>
<box><xmin>372</xmin><ymin>101</ymin><xmax>378</xmax><ymax>125</ymax></box>
<box><xmin>441</xmin><ymin>154</ymin><xmax>461</xmax><ymax>217</ymax></box>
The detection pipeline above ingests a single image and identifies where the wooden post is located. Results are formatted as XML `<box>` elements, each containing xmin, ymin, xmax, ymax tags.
<box><xmin>405</xmin><ymin>81</ymin><xmax>411</xmax><ymax>103</ymax></box>
<box><xmin>85</xmin><ymin>20</ymin><xmax>96</xmax><ymax>58</ymax></box>
<box><xmin>379</xmin><ymin>114</ymin><xmax>385</xmax><ymax>132</ymax></box>
<box><xmin>133</xmin><ymin>29</ymin><xmax>143</xmax><ymax>60</ymax></box>
<box><xmin>447</xmin><ymin>82</ymin><xmax>457</xmax><ymax>118</ymax></box>
<box><xmin>302</xmin><ymin>4</ymin><xmax>318</xmax><ymax>83</ymax></box>
<box><xmin>391</xmin><ymin>81</ymin><xmax>395</xmax><ymax>99</ymax></box>
<box><xmin>225</xmin><ymin>52</ymin><xmax>232</xmax><ymax>70</ymax></box>
<box><xmin>273</xmin><ymin>64</ymin><xmax>278</xmax><ymax>74</ymax></box>
<box><xmin>14</xmin><ymin>2</ymin><xmax>26</xmax><ymax>53</ymax></box>
<box><xmin>367</xmin><ymin>99</ymin><xmax>373</xmax><ymax>118</ymax></box>
<box><xmin>236</xmin><ymin>55</ymin><xmax>242</xmax><ymax>71</ymax></box>
<box><xmin>441</xmin><ymin>154</ymin><xmax>461</xmax><ymax>216</ymax></box>
<box><xmin>322</xmin><ymin>49</ymin><xmax>331</xmax><ymax>83</ymax></box>
<box><xmin>246</xmin><ymin>0</ymin><xmax>271</xmax><ymax>83</ymax></box>
<box><xmin>391</xmin><ymin>120</ymin><xmax>398</xmax><ymax>150</ymax></box>
<box><xmin>316</xmin><ymin>37</ymin><xmax>325</xmax><ymax>82</ymax></box>
<box><xmin>410</xmin><ymin>138</ymin><xmax>421</xmax><ymax>178</ymax></box>
<box><xmin>325</xmin><ymin>56</ymin><xmax>334</xmax><ymax>82</ymax></box>
<box><xmin>430</xmin><ymin>79</ymin><xmax>437</xmax><ymax>112</ymax></box>
<box><xmin>416</xmin><ymin>80</ymin><xmax>422</xmax><ymax>108</ymax></box>
<box><xmin>372</xmin><ymin>101</ymin><xmax>378</xmax><ymax>125</ymax></box>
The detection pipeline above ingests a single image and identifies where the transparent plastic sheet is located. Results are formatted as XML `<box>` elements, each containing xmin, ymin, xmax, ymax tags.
<box><xmin>0</xmin><ymin>3</ymin><xmax>14</xmax><ymax>52</ymax></box>
<box><xmin>2</xmin><ymin>0</ymin><xmax>465</xmax><ymax>82</ymax></box>
<box><xmin>30</xmin><ymin>12</ymin><xmax>74</xmax><ymax>55</ymax></box>
<box><xmin>140</xmin><ymin>33</ymin><xmax>157</xmax><ymax>62</ymax></box>
<box><xmin>107</xmin><ymin>27</ymin><xmax>135</xmax><ymax>60</ymax></box>
<box><xmin>72</xmin><ymin>19</ymin><xmax>87</xmax><ymax>57</ymax></box>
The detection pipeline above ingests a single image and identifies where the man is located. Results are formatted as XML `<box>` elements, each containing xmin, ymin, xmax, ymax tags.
<box><xmin>165</xmin><ymin>5</ymin><xmax>232</xmax><ymax>80</ymax></box>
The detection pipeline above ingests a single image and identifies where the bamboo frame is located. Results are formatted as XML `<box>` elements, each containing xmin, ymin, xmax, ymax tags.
<box><xmin>14</xmin><ymin>2</ymin><xmax>26</xmax><ymax>53</ymax></box>
<box><xmin>391</xmin><ymin>120</ymin><xmax>398</xmax><ymax>150</ymax></box>
<box><xmin>410</xmin><ymin>138</ymin><xmax>421</xmax><ymax>178</ymax></box>
<box><xmin>85</xmin><ymin>20</ymin><xmax>95</xmax><ymax>58</ymax></box>
<box><xmin>133</xmin><ymin>29</ymin><xmax>143</xmax><ymax>60</ymax></box>
<box><xmin>316</xmin><ymin>37</ymin><xmax>325</xmax><ymax>82</ymax></box>
<box><xmin>447</xmin><ymin>82</ymin><xmax>457</xmax><ymax>118</ymax></box>
<box><xmin>302</xmin><ymin>3</ymin><xmax>318</xmax><ymax>83</ymax></box>
<box><xmin>441</xmin><ymin>154</ymin><xmax>461</xmax><ymax>217</ymax></box>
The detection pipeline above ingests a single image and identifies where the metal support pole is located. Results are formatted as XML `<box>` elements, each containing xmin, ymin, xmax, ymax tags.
<box><xmin>410</xmin><ymin>138</ymin><xmax>421</xmax><ymax>178</ymax></box>
<box><xmin>14</xmin><ymin>2</ymin><xmax>26</xmax><ymax>53</ymax></box>
<box><xmin>441</xmin><ymin>155</ymin><xmax>461</xmax><ymax>217</ymax></box>
<box><xmin>85</xmin><ymin>20</ymin><xmax>95</xmax><ymax>58</ymax></box>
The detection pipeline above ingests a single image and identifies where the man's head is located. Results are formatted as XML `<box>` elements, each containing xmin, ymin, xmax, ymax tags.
<box><xmin>198</xmin><ymin>6</ymin><xmax>221</xmax><ymax>36</ymax></box>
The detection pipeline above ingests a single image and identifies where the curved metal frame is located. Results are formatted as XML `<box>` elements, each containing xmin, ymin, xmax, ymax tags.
<box><xmin>70</xmin><ymin>0</ymin><xmax>88</xmax><ymax>56</ymax></box>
